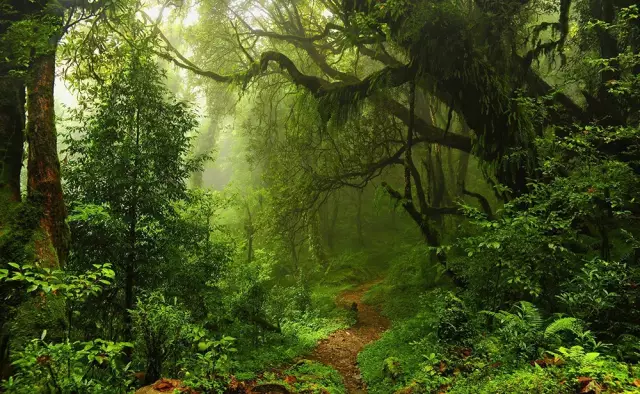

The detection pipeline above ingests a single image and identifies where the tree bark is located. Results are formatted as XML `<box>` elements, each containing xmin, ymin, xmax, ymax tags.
<box><xmin>26</xmin><ymin>52</ymin><xmax>69</xmax><ymax>267</ymax></box>
<box><xmin>0</xmin><ymin>76</ymin><xmax>25</xmax><ymax>204</ymax></box>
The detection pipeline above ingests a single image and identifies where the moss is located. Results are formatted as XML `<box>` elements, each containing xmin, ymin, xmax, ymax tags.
<box><xmin>0</xmin><ymin>196</ymin><xmax>65</xmax><ymax>355</ymax></box>
<box><xmin>0</xmin><ymin>198</ymin><xmax>41</xmax><ymax>265</ymax></box>
<box><xmin>9</xmin><ymin>294</ymin><xmax>67</xmax><ymax>350</ymax></box>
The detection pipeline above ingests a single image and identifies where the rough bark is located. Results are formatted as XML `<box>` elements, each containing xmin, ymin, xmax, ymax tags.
<box><xmin>26</xmin><ymin>52</ymin><xmax>69</xmax><ymax>267</ymax></box>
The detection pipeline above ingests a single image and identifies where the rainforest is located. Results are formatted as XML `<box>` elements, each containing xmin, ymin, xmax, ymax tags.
<box><xmin>1</xmin><ymin>0</ymin><xmax>640</xmax><ymax>392</ymax></box>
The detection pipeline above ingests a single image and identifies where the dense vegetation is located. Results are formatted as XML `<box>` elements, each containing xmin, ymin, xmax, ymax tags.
<box><xmin>2</xmin><ymin>0</ymin><xmax>640</xmax><ymax>392</ymax></box>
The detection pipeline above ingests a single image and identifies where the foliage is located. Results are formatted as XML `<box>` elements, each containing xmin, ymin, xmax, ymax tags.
<box><xmin>0</xmin><ymin>263</ymin><xmax>115</xmax><ymax>301</ymax></box>
<box><xmin>558</xmin><ymin>257</ymin><xmax>640</xmax><ymax>342</ymax></box>
<box><xmin>257</xmin><ymin>360</ymin><xmax>346</xmax><ymax>394</ymax></box>
<box><xmin>178</xmin><ymin>332</ymin><xmax>236</xmax><ymax>393</ymax></box>
<box><xmin>5</xmin><ymin>0</ymin><xmax>640</xmax><ymax>391</ymax></box>
<box><xmin>2</xmin><ymin>335</ymin><xmax>133</xmax><ymax>393</ymax></box>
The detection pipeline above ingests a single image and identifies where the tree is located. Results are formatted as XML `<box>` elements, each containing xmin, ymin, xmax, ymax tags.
<box><xmin>63</xmin><ymin>46</ymin><xmax>203</xmax><ymax>340</ymax></box>
<box><xmin>141</xmin><ymin>0</ymin><xmax>639</xmax><ymax>287</ymax></box>
<box><xmin>0</xmin><ymin>0</ymin><xmax>110</xmax><ymax>268</ymax></box>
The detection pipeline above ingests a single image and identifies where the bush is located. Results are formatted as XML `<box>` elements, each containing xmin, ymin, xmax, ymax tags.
<box><xmin>131</xmin><ymin>292</ymin><xmax>192</xmax><ymax>384</ymax></box>
<box><xmin>2</xmin><ymin>334</ymin><xmax>133</xmax><ymax>393</ymax></box>
<box><xmin>178</xmin><ymin>333</ymin><xmax>236</xmax><ymax>393</ymax></box>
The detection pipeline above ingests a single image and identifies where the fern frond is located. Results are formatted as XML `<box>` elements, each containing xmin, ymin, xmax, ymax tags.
<box><xmin>544</xmin><ymin>317</ymin><xmax>583</xmax><ymax>338</ymax></box>
<box><xmin>516</xmin><ymin>301</ymin><xmax>543</xmax><ymax>330</ymax></box>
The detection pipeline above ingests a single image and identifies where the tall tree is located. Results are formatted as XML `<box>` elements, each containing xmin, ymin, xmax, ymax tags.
<box><xmin>63</xmin><ymin>46</ymin><xmax>202</xmax><ymax>340</ymax></box>
<box><xmin>0</xmin><ymin>0</ymin><xmax>109</xmax><ymax>266</ymax></box>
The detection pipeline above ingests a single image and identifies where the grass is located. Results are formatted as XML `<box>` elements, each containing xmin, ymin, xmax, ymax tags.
<box><xmin>232</xmin><ymin>257</ymin><xmax>358</xmax><ymax>375</ymax></box>
<box><xmin>358</xmin><ymin>315</ymin><xmax>438</xmax><ymax>394</ymax></box>
<box><xmin>233</xmin><ymin>301</ymin><xmax>350</xmax><ymax>374</ymax></box>
<box><xmin>231</xmin><ymin>243</ymin><xmax>416</xmax><ymax>383</ymax></box>
<box><xmin>357</xmin><ymin>244</ymin><xmax>450</xmax><ymax>393</ymax></box>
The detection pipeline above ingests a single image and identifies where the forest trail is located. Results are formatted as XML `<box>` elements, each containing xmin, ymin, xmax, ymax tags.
<box><xmin>308</xmin><ymin>280</ymin><xmax>390</xmax><ymax>394</ymax></box>
<box><xmin>135</xmin><ymin>281</ymin><xmax>389</xmax><ymax>394</ymax></box>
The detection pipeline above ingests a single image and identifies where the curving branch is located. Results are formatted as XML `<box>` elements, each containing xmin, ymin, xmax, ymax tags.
<box><xmin>238</xmin><ymin>20</ymin><xmax>346</xmax><ymax>44</ymax></box>
<box><xmin>463</xmin><ymin>186</ymin><xmax>494</xmax><ymax>219</ymax></box>
<box><xmin>381</xmin><ymin>181</ymin><xmax>463</xmax><ymax>286</ymax></box>
<box><xmin>154</xmin><ymin>35</ymin><xmax>477</xmax><ymax>157</ymax></box>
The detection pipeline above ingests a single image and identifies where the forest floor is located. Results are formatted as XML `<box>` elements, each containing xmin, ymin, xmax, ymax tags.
<box><xmin>136</xmin><ymin>280</ymin><xmax>389</xmax><ymax>394</ymax></box>
<box><xmin>308</xmin><ymin>280</ymin><xmax>390</xmax><ymax>393</ymax></box>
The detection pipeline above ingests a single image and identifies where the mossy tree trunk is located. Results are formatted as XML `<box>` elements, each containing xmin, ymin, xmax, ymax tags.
<box><xmin>26</xmin><ymin>50</ymin><xmax>69</xmax><ymax>267</ymax></box>
<box><xmin>0</xmin><ymin>35</ymin><xmax>27</xmax><ymax>387</ymax></box>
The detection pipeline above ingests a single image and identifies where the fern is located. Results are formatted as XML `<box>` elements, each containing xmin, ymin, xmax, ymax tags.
<box><xmin>515</xmin><ymin>301</ymin><xmax>543</xmax><ymax>331</ymax></box>
<box><xmin>482</xmin><ymin>302</ymin><xmax>542</xmax><ymax>331</ymax></box>
<box><xmin>544</xmin><ymin>317</ymin><xmax>583</xmax><ymax>338</ymax></box>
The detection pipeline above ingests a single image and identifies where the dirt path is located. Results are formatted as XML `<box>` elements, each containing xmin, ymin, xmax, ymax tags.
<box><xmin>135</xmin><ymin>281</ymin><xmax>389</xmax><ymax>394</ymax></box>
<box><xmin>308</xmin><ymin>280</ymin><xmax>390</xmax><ymax>394</ymax></box>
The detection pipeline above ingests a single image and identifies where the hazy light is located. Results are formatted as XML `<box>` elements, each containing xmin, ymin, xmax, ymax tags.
<box><xmin>183</xmin><ymin>7</ymin><xmax>199</xmax><ymax>27</ymax></box>
<box><xmin>144</xmin><ymin>4</ymin><xmax>199</xmax><ymax>27</ymax></box>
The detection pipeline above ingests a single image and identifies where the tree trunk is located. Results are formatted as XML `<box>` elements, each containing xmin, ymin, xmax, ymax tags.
<box><xmin>0</xmin><ymin>76</ymin><xmax>25</xmax><ymax>204</ymax></box>
<box><xmin>124</xmin><ymin>99</ymin><xmax>142</xmax><ymax>343</ymax></box>
<box><xmin>26</xmin><ymin>52</ymin><xmax>69</xmax><ymax>267</ymax></box>
<box><xmin>327</xmin><ymin>197</ymin><xmax>339</xmax><ymax>251</ymax></box>
<box><xmin>356</xmin><ymin>189</ymin><xmax>364</xmax><ymax>246</ymax></box>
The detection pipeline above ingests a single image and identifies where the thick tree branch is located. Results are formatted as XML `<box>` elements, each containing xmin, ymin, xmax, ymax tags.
<box><xmin>154</xmin><ymin>35</ymin><xmax>476</xmax><ymax>158</ymax></box>
<box><xmin>381</xmin><ymin>181</ymin><xmax>463</xmax><ymax>285</ymax></box>
<box><xmin>382</xmin><ymin>182</ymin><xmax>462</xmax><ymax>218</ymax></box>
<box><xmin>358</xmin><ymin>45</ymin><xmax>403</xmax><ymax>67</ymax></box>
<box><xmin>463</xmin><ymin>186</ymin><xmax>494</xmax><ymax>220</ymax></box>
<box><xmin>382</xmin><ymin>98</ymin><xmax>473</xmax><ymax>153</ymax></box>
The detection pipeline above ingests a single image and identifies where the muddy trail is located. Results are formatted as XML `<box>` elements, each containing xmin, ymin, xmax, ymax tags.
<box><xmin>308</xmin><ymin>280</ymin><xmax>390</xmax><ymax>393</ymax></box>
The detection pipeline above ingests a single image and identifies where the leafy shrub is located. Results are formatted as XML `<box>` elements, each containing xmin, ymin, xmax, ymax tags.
<box><xmin>358</xmin><ymin>314</ymin><xmax>437</xmax><ymax>393</ymax></box>
<box><xmin>2</xmin><ymin>333</ymin><xmax>133</xmax><ymax>393</ymax></box>
<box><xmin>130</xmin><ymin>292</ymin><xmax>194</xmax><ymax>384</ymax></box>
<box><xmin>558</xmin><ymin>258</ymin><xmax>640</xmax><ymax>342</ymax></box>
<box><xmin>432</xmin><ymin>290</ymin><xmax>475</xmax><ymax>347</ymax></box>
<box><xmin>131</xmin><ymin>292</ymin><xmax>237</xmax><ymax>389</ymax></box>
<box><xmin>446</xmin><ymin>368</ymin><xmax>566</xmax><ymax>394</ymax></box>
<box><xmin>481</xmin><ymin>301</ymin><xmax>545</xmax><ymax>362</ymax></box>
<box><xmin>178</xmin><ymin>333</ymin><xmax>236</xmax><ymax>393</ymax></box>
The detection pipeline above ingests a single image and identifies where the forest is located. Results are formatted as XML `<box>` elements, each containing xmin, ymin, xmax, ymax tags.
<box><xmin>1</xmin><ymin>0</ymin><xmax>640</xmax><ymax>392</ymax></box>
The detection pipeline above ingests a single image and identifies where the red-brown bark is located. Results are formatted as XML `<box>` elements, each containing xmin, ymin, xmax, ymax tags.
<box><xmin>26</xmin><ymin>52</ymin><xmax>69</xmax><ymax>266</ymax></box>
